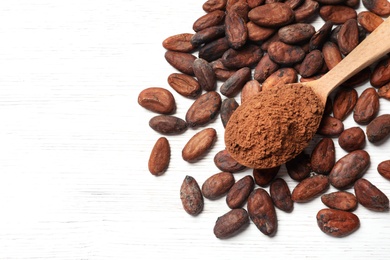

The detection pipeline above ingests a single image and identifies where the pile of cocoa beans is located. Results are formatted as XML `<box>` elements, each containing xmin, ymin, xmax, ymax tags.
<box><xmin>138</xmin><ymin>0</ymin><xmax>390</xmax><ymax>238</ymax></box>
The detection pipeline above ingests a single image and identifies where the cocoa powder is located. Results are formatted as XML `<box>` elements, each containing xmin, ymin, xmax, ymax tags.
<box><xmin>225</xmin><ymin>84</ymin><xmax>324</xmax><ymax>169</ymax></box>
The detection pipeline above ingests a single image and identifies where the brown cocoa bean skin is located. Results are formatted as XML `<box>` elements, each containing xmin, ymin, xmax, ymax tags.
<box><xmin>262</xmin><ymin>68</ymin><xmax>298</xmax><ymax>91</ymax></box>
<box><xmin>221</xmin><ymin>44</ymin><xmax>263</xmax><ymax>69</ymax></box>
<box><xmin>319</xmin><ymin>5</ymin><xmax>357</xmax><ymax>24</ymax></box>
<box><xmin>253</xmin><ymin>53</ymin><xmax>280</xmax><ymax>83</ymax></box>
<box><xmin>278</xmin><ymin>23</ymin><xmax>316</xmax><ymax>45</ymax></box>
<box><xmin>148</xmin><ymin>137</ymin><xmax>170</xmax><ymax>176</ymax></box>
<box><xmin>186</xmin><ymin>91</ymin><xmax>222</xmax><ymax>127</ymax></box>
<box><xmin>370</xmin><ymin>56</ymin><xmax>390</xmax><ymax>88</ymax></box>
<box><xmin>203</xmin><ymin>0</ymin><xmax>228</xmax><ymax>12</ymax></box>
<box><xmin>248</xmin><ymin>3</ymin><xmax>294</xmax><ymax>28</ymax></box>
<box><xmin>220</xmin><ymin>98</ymin><xmax>239</xmax><ymax>127</ymax></box>
<box><xmin>149</xmin><ymin>115</ymin><xmax>188</xmax><ymax>135</ymax></box>
<box><xmin>317</xmin><ymin>116</ymin><xmax>344</xmax><ymax>136</ymax></box>
<box><xmin>193</xmin><ymin>10</ymin><xmax>226</xmax><ymax>32</ymax></box>
<box><xmin>357</xmin><ymin>11</ymin><xmax>384</xmax><ymax>33</ymax></box>
<box><xmin>337</xmin><ymin>19</ymin><xmax>359</xmax><ymax>56</ymax></box>
<box><xmin>247</xmin><ymin>21</ymin><xmax>276</xmax><ymax>42</ymax></box>
<box><xmin>362</xmin><ymin>0</ymin><xmax>390</xmax><ymax>16</ymax></box>
<box><xmin>311</xmin><ymin>138</ymin><xmax>335</xmax><ymax>175</ymax></box>
<box><xmin>226</xmin><ymin>175</ymin><xmax>255</xmax><ymax>209</ymax></box>
<box><xmin>299</xmin><ymin>50</ymin><xmax>324</xmax><ymax>78</ymax></box>
<box><xmin>329</xmin><ymin>150</ymin><xmax>370</xmax><ymax>189</ymax></box>
<box><xmin>378</xmin><ymin>160</ymin><xmax>390</xmax><ymax>180</ymax></box>
<box><xmin>199</xmin><ymin>37</ymin><xmax>231</xmax><ymax>62</ymax></box>
<box><xmin>225</xmin><ymin>10</ymin><xmax>248</xmax><ymax>49</ymax></box>
<box><xmin>162</xmin><ymin>33</ymin><xmax>196</xmax><ymax>53</ymax></box>
<box><xmin>316</xmin><ymin>208</ymin><xmax>360</xmax><ymax>237</ymax></box>
<box><xmin>191</xmin><ymin>25</ymin><xmax>226</xmax><ymax>46</ymax></box>
<box><xmin>182</xmin><ymin>128</ymin><xmax>217</xmax><ymax>162</ymax></box>
<box><xmin>213</xmin><ymin>208</ymin><xmax>250</xmax><ymax>239</ymax></box>
<box><xmin>321</xmin><ymin>191</ymin><xmax>358</xmax><ymax>211</ymax></box>
<box><xmin>247</xmin><ymin>188</ymin><xmax>277</xmax><ymax>236</ymax></box>
<box><xmin>167</xmin><ymin>73</ymin><xmax>201</xmax><ymax>98</ymax></box>
<box><xmin>378</xmin><ymin>82</ymin><xmax>390</xmax><ymax>100</ymax></box>
<box><xmin>292</xmin><ymin>175</ymin><xmax>330</xmax><ymax>202</ymax></box>
<box><xmin>202</xmin><ymin>171</ymin><xmax>235</xmax><ymax>200</ymax></box>
<box><xmin>309</xmin><ymin>21</ymin><xmax>333</xmax><ymax>51</ymax></box>
<box><xmin>341</xmin><ymin>67</ymin><xmax>371</xmax><ymax>88</ymax></box>
<box><xmin>180</xmin><ymin>175</ymin><xmax>204</xmax><ymax>216</ymax></box>
<box><xmin>253</xmin><ymin>166</ymin><xmax>280</xmax><ymax>187</ymax></box>
<box><xmin>322</xmin><ymin>41</ymin><xmax>342</xmax><ymax>70</ymax></box>
<box><xmin>211</xmin><ymin>59</ymin><xmax>238</xmax><ymax>81</ymax></box>
<box><xmin>338</xmin><ymin>126</ymin><xmax>366</xmax><ymax>152</ymax></box>
<box><xmin>193</xmin><ymin>58</ymin><xmax>217</xmax><ymax>91</ymax></box>
<box><xmin>270</xmin><ymin>178</ymin><xmax>294</xmax><ymax>212</ymax></box>
<box><xmin>353</xmin><ymin>87</ymin><xmax>380</xmax><ymax>125</ymax></box>
<box><xmin>268</xmin><ymin>41</ymin><xmax>306</xmax><ymax>65</ymax></box>
<box><xmin>240</xmin><ymin>80</ymin><xmax>262</xmax><ymax>104</ymax></box>
<box><xmin>332</xmin><ymin>87</ymin><xmax>358</xmax><ymax>121</ymax></box>
<box><xmin>220</xmin><ymin>67</ymin><xmax>252</xmax><ymax>98</ymax></box>
<box><xmin>286</xmin><ymin>152</ymin><xmax>311</xmax><ymax>181</ymax></box>
<box><xmin>164</xmin><ymin>51</ymin><xmax>197</xmax><ymax>76</ymax></box>
<box><xmin>138</xmin><ymin>87</ymin><xmax>176</xmax><ymax>115</ymax></box>
<box><xmin>214</xmin><ymin>149</ymin><xmax>246</xmax><ymax>173</ymax></box>
<box><xmin>354</xmin><ymin>178</ymin><xmax>390</xmax><ymax>212</ymax></box>
<box><xmin>366</xmin><ymin>114</ymin><xmax>390</xmax><ymax>143</ymax></box>
<box><xmin>293</xmin><ymin>0</ymin><xmax>320</xmax><ymax>23</ymax></box>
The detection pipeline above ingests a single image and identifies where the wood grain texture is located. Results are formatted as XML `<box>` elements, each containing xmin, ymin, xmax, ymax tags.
<box><xmin>0</xmin><ymin>1</ymin><xmax>390</xmax><ymax>259</ymax></box>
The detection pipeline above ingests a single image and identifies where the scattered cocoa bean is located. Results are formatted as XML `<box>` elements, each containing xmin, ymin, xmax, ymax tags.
<box><xmin>354</xmin><ymin>178</ymin><xmax>389</xmax><ymax>212</ymax></box>
<box><xmin>202</xmin><ymin>171</ymin><xmax>235</xmax><ymax>200</ymax></box>
<box><xmin>292</xmin><ymin>174</ymin><xmax>330</xmax><ymax>202</ymax></box>
<box><xmin>338</xmin><ymin>126</ymin><xmax>366</xmax><ymax>152</ymax></box>
<box><xmin>138</xmin><ymin>87</ymin><xmax>176</xmax><ymax>114</ymax></box>
<box><xmin>353</xmin><ymin>87</ymin><xmax>380</xmax><ymax>125</ymax></box>
<box><xmin>226</xmin><ymin>175</ymin><xmax>255</xmax><ymax>209</ymax></box>
<box><xmin>270</xmin><ymin>178</ymin><xmax>294</xmax><ymax>212</ymax></box>
<box><xmin>180</xmin><ymin>175</ymin><xmax>204</xmax><ymax>215</ymax></box>
<box><xmin>321</xmin><ymin>191</ymin><xmax>358</xmax><ymax>211</ymax></box>
<box><xmin>214</xmin><ymin>149</ymin><xmax>246</xmax><ymax>173</ymax></box>
<box><xmin>148</xmin><ymin>137</ymin><xmax>170</xmax><ymax>176</ymax></box>
<box><xmin>149</xmin><ymin>115</ymin><xmax>188</xmax><ymax>135</ymax></box>
<box><xmin>366</xmin><ymin>114</ymin><xmax>390</xmax><ymax>143</ymax></box>
<box><xmin>167</xmin><ymin>73</ymin><xmax>201</xmax><ymax>98</ymax></box>
<box><xmin>310</xmin><ymin>138</ymin><xmax>335</xmax><ymax>175</ymax></box>
<box><xmin>182</xmin><ymin>128</ymin><xmax>217</xmax><ymax>162</ymax></box>
<box><xmin>186</xmin><ymin>91</ymin><xmax>222</xmax><ymax>127</ymax></box>
<box><xmin>213</xmin><ymin>208</ymin><xmax>249</xmax><ymax>239</ymax></box>
<box><xmin>377</xmin><ymin>160</ymin><xmax>390</xmax><ymax>180</ymax></box>
<box><xmin>316</xmin><ymin>208</ymin><xmax>360</xmax><ymax>237</ymax></box>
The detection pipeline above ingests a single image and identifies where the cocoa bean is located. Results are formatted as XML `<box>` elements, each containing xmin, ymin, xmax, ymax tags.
<box><xmin>167</xmin><ymin>73</ymin><xmax>201</xmax><ymax>98</ymax></box>
<box><xmin>193</xmin><ymin>10</ymin><xmax>226</xmax><ymax>32</ymax></box>
<box><xmin>292</xmin><ymin>174</ymin><xmax>330</xmax><ymax>202</ymax></box>
<box><xmin>378</xmin><ymin>82</ymin><xmax>390</xmax><ymax>100</ymax></box>
<box><xmin>310</xmin><ymin>138</ymin><xmax>335</xmax><ymax>175</ymax></box>
<box><xmin>253</xmin><ymin>166</ymin><xmax>280</xmax><ymax>187</ymax></box>
<box><xmin>378</xmin><ymin>160</ymin><xmax>390</xmax><ymax>180</ymax></box>
<box><xmin>270</xmin><ymin>178</ymin><xmax>294</xmax><ymax>212</ymax></box>
<box><xmin>278</xmin><ymin>23</ymin><xmax>316</xmax><ymax>44</ymax></box>
<box><xmin>332</xmin><ymin>87</ymin><xmax>358</xmax><ymax>121</ymax></box>
<box><xmin>203</xmin><ymin>0</ymin><xmax>228</xmax><ymax>12</ymax></box>
<box><xmin>353</xmin><ymin>87</ymin><xmax>380</xmax><ymax>125</ymax></box>
<box><xmin>138</xmin><ymin>87</ymin><xmax>176</xmax><ymax>114</ymax></box>
<box><xmin>294</xmin><ymin>0</ymin><xmax>320</xmax><ymax>23</ymax></box>
<box><xmin>149</xmin><ymin>115</ymin><xmax>188</xmax><ymax>135</ymax></box>
<box><xmin>193</xmin><ymin>58</ymin><xmax>217</xmax><ymax>91</ymax></box>
<box><xmin>221</xmin><ymin>44</ymin><xmax>263</xmax><ymax>69</ymax></box>
<box><xmin>366</xmin><ymin>114</ymin><xmax>390</xmax><ymax>143</ymax></box>
<box><xmin>247</xmin><ymin>188</ymin><xmax>277</xmax><ymax>236</ymax></box>
<box><xmin>225</xmin><ymin>10</ymin><xmax>248</xmax><ymax>49</ymax></box>
<box><xmin>362</xmin><ymin>0</ymin><xmax>390</xmax><ymax>16</ymax></box>
<box><xmin>262</xmin><ymin>68</ymin><xmax>298</xmax><ymax>91</ymax></box>
<box><xmin>191</xmin><ymin>25</ymin><xmax>226</xmax><ymax>46</ymax></box>
<box><xmin>370</xmin><ymin>56</ymin><xmax>390</xmax><ymax>88</ymax></box>
<box><xmin>182</xmin><ymin>128</ymin><xmax>217</xmax><ymax>162</ymax></box>
<box><xmin>164</xmin><ymin>51</ymin><xmax>197</xmax><ymax>76</ymax></box>
<box><xmin>253</xmin><ymin>53</ymin><xmax>280</xmax><ymax>82</ymax></box>
<box><xmin>148</xmin><ymin>137</ymin><xmax>170</xmax><ymax>176</ymax></box>
<box><xmin>186</xmin><ymin>91</ymin><xmax>222</xmax><ymax>127</ymax></box>
<box><xmin>226</xmin><ymin>175</ymin><xmax>254</xmax><ymax>209</ymax></box>
<box><xmin>338</xmin><ymin>126</ymin><xmax>366</xmax><ymax>152</ymax></box>
<box><xmin>220</xmin><ymin>97</ymin><xmax>239</xmax><ymax>127</ymax></box>
<box><xmin>202</xmin><ymin>171</ymin><xmax>235</xmax><ymax>199</ymax></box>
<box><xmin>248</xmin><ymin>3</ymin><xmax>294</xmax><ymax>28</ymax></box>
<box><xmin>337</xmin><ymin>19</ymin><xmax>360</xmax><ymax>55</ymax></box>
<box><xmin>213</xmin><ymin>208</ymin><xmax>249</xmax><ymax>239</ymax></box>
<box><xmin>247</xmin><ymin>21</ymin><xmax>276</xmax><ymax>42</ymax></box>
<box><xmin>317</xmin><ymin>116</ymin><xmax>344</xmax><ymax>136</ymax></box>
<box><xmin>180</xmin><ymin>175</ymin><xmax>204</xmax><ymax>215</ymax></box>
<box><xmin>240</xmin><ymin>79</ymin><xmax>262</xmax><ymax>104</ymax></box>
<box><xmin>162</xmin><ymin>33</ymin><xmax>196</xmax><ymax>53</ymax></box>
<box><xmin>299</xmin><ymin>50</ymin><xmax>324</xmax><ymax>78</ymax></box>
<box><xmin>286</xmin><ymin>152</ymin><xmax>311</xmax><ymax>181</ymax></box>
<box><xmin>211</xmin><ymin>59</ymin><xmax>237</xmax><ymax>81</ymax></box>
<box><xmin>321</xmin><ymin>191</ymin><xmax>358</xmax><ymax>211</ymax></box>
<box><xmin>220</xmin><ymin>67</ymin><xmax>252</xmax><ymax>97</ymax></box>
<box><xmin>357</xmin><ymin>11</ymin><xmax>384</xmax><ymax>33</ymax></box>
<box><xmin>199</xmin><ymin>37</ymin><xmax>230</xmax><ymax>62</ymax></box>
<box><xmin>267</xmin><ymin>41</ymin><xmax>306</xmax><ymax>65</ymax></box>
<box><xmin>214</xmin><ymin>149</ymin><xmax>246</xmax><ymax>173</ymax></box>
<box><xmin>329</xmin><ymin>150</ymin><xmax>370</xmax><ymax>189</ymax></box>
<box><xmin>319</xmin><ymin>5</ymin><xmax>357</xmax><ymax>24</ymax></box>
<box><xmin>354</xmin><ymin>178</ymin><xmax>389</xmax><ymax>212</ymax></box>
<box><xmin>316</xmin><ymin>208</ymin><xmax>360</xmax><ymax>237</ymax></box>
<box><xmin>309</xmin><ymin>21</ymin><xmax>333</xmax><ymax>51</ymax></box>
<box><xmin>322</xmin><ymin>41</ymin><xmax>343</xmax><ymax>70</ymax></box>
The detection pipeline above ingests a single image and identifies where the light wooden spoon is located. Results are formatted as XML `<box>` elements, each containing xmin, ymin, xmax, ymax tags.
<box><xmin>225</xmin><ymin>18</ymin><xmax>390</xmax><ymax>169</ymax></box>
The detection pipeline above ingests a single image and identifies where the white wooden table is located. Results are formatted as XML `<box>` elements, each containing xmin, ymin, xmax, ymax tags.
<box><xmin>1</xmin><ymin>1</ymin><xmax>390</xmax><ymax>259</ymax></box>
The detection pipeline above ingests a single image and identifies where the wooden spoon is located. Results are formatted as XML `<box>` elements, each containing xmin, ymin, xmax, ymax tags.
<box><xmin>225</xmin><ymin>18</ymin><xmax>390</xmax><ymax>169</ymax></box>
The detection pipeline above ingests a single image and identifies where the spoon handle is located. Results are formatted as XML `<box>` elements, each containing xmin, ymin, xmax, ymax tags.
<box><xmin>312</xmin><ymin>18</ymin><xmax>390</xmax><ymax>102</ymax></box>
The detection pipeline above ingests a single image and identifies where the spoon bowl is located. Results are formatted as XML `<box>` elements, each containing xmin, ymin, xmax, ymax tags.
<box><xmin>225</xmin><ymin>18</ymin><xmax>390</xmax><ymax>169</ymax></box>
